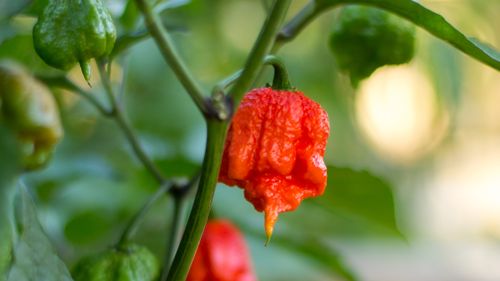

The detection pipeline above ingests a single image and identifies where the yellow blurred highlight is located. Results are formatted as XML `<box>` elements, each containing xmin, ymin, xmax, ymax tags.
<box><xmin>355</xmin><ymin>65</ymin><xmax>448</xmax><ymax>164</ymax></box>
<box><xmin>422</xmin><ymin>135</ymin><xmax>500</xmax><ymax>240</ymax></box>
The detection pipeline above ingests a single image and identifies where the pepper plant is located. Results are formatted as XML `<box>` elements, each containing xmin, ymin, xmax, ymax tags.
<box><xmin>0</xmin><ymin>0</ymin><xmax>499</xmax><ymax>281</ymax></box>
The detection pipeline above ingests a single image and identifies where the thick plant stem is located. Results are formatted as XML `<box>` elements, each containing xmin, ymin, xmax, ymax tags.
<box><xmin>97</xmin><ymin>62</ymin><xmax>166</xmax><ymax>183</ymax></box>
<box><xmin>229</xmin><ymin>0</ymin><xmax>292</xmax><ymax>106</ymax></box>
<box><xmin>134</xmin><ymin>0</ymin><xmax>208</xmax><ymax>114</ymax></box>
<box><xmin>160</xmin><ymin>196</ymin><xmax>187</xmax><ymax>281</ymax></box>
<box><xmin>117</xmin><ymin>182</ymin><xmax>172</xmax><ymax>247</ymax></box>
<box><xmin>166</xmin><ymin>120</ymin><xmax>227</xmax><ymax>281</ymax></box>
<box><xmin>166</xmin><ymin>2</ymin><xmax>291</xmax><ymax>280</ymax></box>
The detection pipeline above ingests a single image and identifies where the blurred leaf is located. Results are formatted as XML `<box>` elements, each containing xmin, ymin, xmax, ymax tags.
<box><xmin>119</xmin><ymin>0</ymin><xmax>141</xmax><ymax>31</ymax></box>
<box><xmin>0</xmin><ymin>126</ymin><xmax>20</xmax><ymax>281</ymax></box>
<box><xmin>244</xmin><ymin>225</ymin><xmax>358</xmax><ymax>281</ymax></box>
<box><xmin>156</xmin><ymin>155</ymin><xmax>200</xmax><ymax>178</ymax></box>
<box><xmin>64</xmin><ymin>210</ymin><xmax>113</xmax><ymax>245</ymax></box>
<box><xmin>119</xmin><ymin>0</ymin><xmax>191</xmax><ymax>31</ymax></box>
<box><xmin>316</xmin><ymin>0</ymin><xmax>500</xmax><ymax>70</ymax></box>
<box><xmin>154</xmin><ymin>0</ymin><xmax>191</xmax><ymax>14</ymax></box>
<box><xmin>274</xmin><ymin>236</ymin><xmax>358</xmax><ymax>281</ymax></box>
<box><xmin>22</xmin><ymin>0</ymin><xmax>48</xmax><ymax>17</ymax></box>
<box><xmin>0</xmin><ymin>34</ymin><xmax>60</xmax><ymax>74</ymax></box>
<box><xmin>111</xmin><ymin>24</ymin><xmax>187</xmax><ymax>58</ymax></box>
<box><xmin>6</xmin><ymin>186</ymin><xmax>73</xmax><ymax>281</ymax></box>
<box><xmin>316</xmin><ymin>166</ymin><xmax>401</xmax><ymax>235</ymax></box>
<box><xmin>0</xmin><ymin>0</ymin><xmax>32</xmax><ymax>21</ymax></box>
<box><xmin>111</xmin><ymin>30</ymin><xmax>149</xmax><ymax>58</ymax></box>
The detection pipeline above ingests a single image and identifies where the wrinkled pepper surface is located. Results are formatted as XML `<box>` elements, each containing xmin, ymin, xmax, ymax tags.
<box><xmin>0</xmin><ymin>60</ymin><xmax>63</xmax><ymax>170</ymax></box>
<box><xmin>219</xmin><ymin>88</ymin><xmax>330</xmax><ymax>238</ymax></box>
<box><xmin>329</xmin><ymin>5</ymin><xmax>415</xmax><ymax>86</ymax></box>
<box><xmin>187</xmin><ymin>219</ymin><xmax>257</xmax><ymax>281</ymax></box>
<box><xmin>33</xmin><ymin>0</ymin><xmax>116</xmax><ymax>82</ymax></box>
<box><xmin>72</xmin><ymin>244</ymin><xmax>160</xmax><ymax>281</ymax></box>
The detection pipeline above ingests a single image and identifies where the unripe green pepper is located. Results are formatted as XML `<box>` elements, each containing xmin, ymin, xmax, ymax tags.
<box><xmin>72</xmin><ymin>244</ymin><xmax>160</xmax><ymax>281</ymax></box>
<box><xmin>33</xmin><ymin>0</ymin><xmax>116</xmax><ymax>83</ymax></box>
<box><xmin>329</xmin><ymin>5</ymin><xmax>416</xmax><ymax>86</ymax></box>
<box><xmin>0</xmin><ymin>60</ymin><xmax>63</xmax><ymax>170</ymax></box>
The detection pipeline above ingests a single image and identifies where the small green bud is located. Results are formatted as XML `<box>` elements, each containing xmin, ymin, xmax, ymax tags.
<box><xmin>329</xmin><ymin>5</ymin><xmax>416</xmax><ymax>86</ymax></box>
<box><xmin>72</xmin><ymin>244</ymin><xmax>160</xmax><ymax>281</ymax></box>
<box><xmin>33</xmin><ymin>0</ymin><xmax>116</xmax><ymax>83</ymax></box>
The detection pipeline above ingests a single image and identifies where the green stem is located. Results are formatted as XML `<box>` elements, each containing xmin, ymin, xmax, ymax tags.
<box><xmin>166</xmin><ymin>2</ymin><xmax>290</xmax><ymax>280</ymax></box>
<box><xmin>264</xmin><ymin>55</ymin><xmax>292</xmax><ymax>90</ymax></box>
<box><xmin>166</xmin><ymin>120</ymin><xmax>227</xmax><ymax>281</ymax></box>
<box><xmin>229</xmin><ymin>0</ymin><xmax>292</xmax><ymax>106</ymax></box>
<box><xmin>160</xmin><ymin>196</ymin><xmax>187</xmax><ymax>281</ymax></box>
<box><xmin>37</xmin><ymin>75</ymin><xmax>112</xmax><ymax>116</ymax></box>
<box><xmin>117</xmin><ymin>182</ymin><xmax>172</xmax><ymax>246</ymax></box>
<box><xmin>211</xmin><ymin>70</ymin><xmax>243</xmax><ymax>98</ymax></box>
<box><xmin>273</xmin><ymin>0</ymin><xmax>317</xmax><ymax>52</ymax></box>
<box><xmin>134</xmin><ymin>0</ymin><xmax>208</xmax><ymax>114</ymax></box>
<box><xmin>97</xmin><ymin>62</ymin><xmax>166</xmax><ymax>184</ymax></box>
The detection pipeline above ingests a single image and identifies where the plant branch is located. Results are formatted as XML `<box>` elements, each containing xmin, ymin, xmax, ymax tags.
<box><xmin>134</xmin><ymin>0</ymin><xmax>209</xmax><ymax>114</ymax></box>
<box><xmin>165</xmin><ymin>120</ymin><xmax>227</xmax><ymax>281</ymax></box>
<box><xmin>274</xmin><ymin>0</ymin><xmax>318</xmax><ymax>51</ymax></box>
<box><xmin>166</xmin><ymin>2</ymin><xmax>291</xmax><ymax>280</ymax></box>
<box><xmin>275</xmin><ymin>0</ymin><xmax>500</xmax><ymax>70</ymax></box>
<box><xmin>211</xmin><ymin>70</ymin><xmax>243</xmax><ymax>97</ymax></box>
<box><xmin>117</xmin><ymin>182</ymin><xmax>173</xmax><ymax>246</ymax></box>
<box><xmin>97</xmin><ymin>62</ymin><xmax>166</xmax><ymax>183</ymax></box>
<box><xmin>229</xmin><ymin>0</ymin><xmax>292</xmax><ymax>106</ymax></box>
<box><xmin>160</xmin><ymin>196</ymin><xmax>188</xmax><ymax>281</ymax></box>
<box><xmin>37</xmin><ymin>75</ymin><xmax>112</xmax><ymax>117</ymax></box>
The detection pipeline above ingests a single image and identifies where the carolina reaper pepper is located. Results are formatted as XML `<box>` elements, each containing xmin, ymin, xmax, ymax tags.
<box><xmin>187</xmin><ymin>219</ymin><xmax>257</xmax><ymax>281</ymax></box>
<box><xmin>219</xmin><ymin>87</ymin><xmax>330</xmax><ymax>239</ymax></box>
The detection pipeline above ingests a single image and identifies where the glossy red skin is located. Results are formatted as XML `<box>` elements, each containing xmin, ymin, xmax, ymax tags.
<box><xmin>186</xmin><ymin>220</ymin><xmax>257</xmax><ymax>281</ymax></box>
<box><xmin>219</xmin><ymin>88</ymin><xmax>330</xmax><ymax>238</ymax></box>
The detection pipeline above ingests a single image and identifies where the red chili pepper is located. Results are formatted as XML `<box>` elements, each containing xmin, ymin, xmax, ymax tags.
<box><xmin>187</xmin><ymin>219</ymin><xmax>257</xmax><ymax>281</ymax></box>
<box><xmin>219</xmin><ymin>87</ymin><xmax>330</xmax><ymax>239</ymax></box>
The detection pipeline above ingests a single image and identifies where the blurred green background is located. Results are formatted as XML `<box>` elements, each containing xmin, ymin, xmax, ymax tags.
<box><xmin>1</xmin><ymin>0</ymin><xmax>500</xmax><ymax>280</ymax></box>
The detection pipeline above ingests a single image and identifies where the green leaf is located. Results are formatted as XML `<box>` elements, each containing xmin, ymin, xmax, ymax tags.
<box><xmin>119</xmin><ymin>0</ymin><xmax>141</xmax><ymax>31</ymax></box>
<box><xmin>315</xmin><ymin>0</ymin><xmax>500</xmax><ymax>70</ymax></box>
<box><xmin>64</xmin><ymin>210</ymin><xmax>114</xmax><ymax>245</ymax></box>
<box><xmin>22</xmin><ymin>0</ymin><xmax>49</xmax><ymax>17</ymax></box>
<box><xmin>111</xmin><ymin>30</ymin><xmax>150</xmax><ymax>58</ymax></box>
<box><xmin>0</xmin><ymin>35</ymin><xmax>61</xmax><ymax>74</ymax></box>
<box><xmin>0</xmin><ymin>0</ymin><xmax>32</xmax><ymax>21</ymax></box>
<box><xmin>6</xmin><ymin>186</ymin><xmax>73</xmax><ymax>281</ymax></box>
<box><xmin>0</xmin><ymin>126</ymin><xmax>20</xmax><ymax>281</ymax></box>
<box><xmin>243</xmin><ymin>225</ymin><xmax>358</xmax><ymax>281</ymax></box>
<box><xmin>274</xmin><ymin>235</ymin><xmax>358</xmax><ymax>281</ymax></box>
<box><xmin>312</xmin><ymin>166</ymin><xmax>401</xmax><ymax>236</ymax></box>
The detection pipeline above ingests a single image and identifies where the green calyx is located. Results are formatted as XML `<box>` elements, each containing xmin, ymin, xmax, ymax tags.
<box><xmin>72</xmin><ymin>244</ymin><xmax>160</xmax><ymax>281</ymax></box>
<box><xmin>33</xmin><ymin>0</ymin><xmax>116</xmax><ymax>83</ymax></box>
<box><xmin>329</xmin><ymin>5</ymin><xmax>416</xmax><ymax>86</ymax></box>
<box><xmin>264</xmin><ymin>55</ymin><xmax>293</xmax><ymax>90</ymax></box>
<box><xmin>0</xmin><ymin>60</ymin><xmax>63</xmax><ymax>171</ymax></box>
